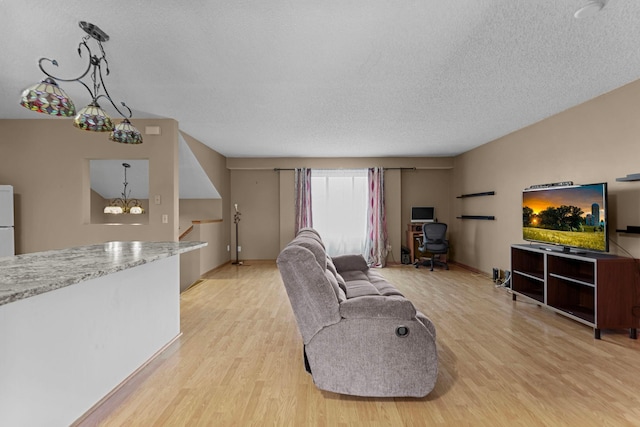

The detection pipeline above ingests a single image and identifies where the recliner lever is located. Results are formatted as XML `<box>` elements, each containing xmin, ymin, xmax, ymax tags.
<box><xmin>395</xmin><ymin>326</ymin><xmax>410</xmax><ymax>337</ymax></box>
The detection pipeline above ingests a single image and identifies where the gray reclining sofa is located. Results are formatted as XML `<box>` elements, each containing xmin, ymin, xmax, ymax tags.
<box><xmin>277</xmin><ymin>228</ymin><xmax>438</xmax><ymax>397</ymax></box>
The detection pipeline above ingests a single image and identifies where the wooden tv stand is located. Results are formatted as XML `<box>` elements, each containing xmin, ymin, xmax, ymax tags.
<box><xmin>511</xmin><ymin>244</ymin><xmax>640</xmax><ymax>339</ymax></box>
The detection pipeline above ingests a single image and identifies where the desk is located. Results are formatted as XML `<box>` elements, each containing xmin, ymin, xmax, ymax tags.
<box><xmin>407</xmin><ymin>223</ymin><xmax>424</xmax><ymax>263</ymax></box>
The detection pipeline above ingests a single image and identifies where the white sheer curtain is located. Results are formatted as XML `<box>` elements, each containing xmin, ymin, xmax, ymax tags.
<box><xmin>311</xmin><ymin>169</ymin><xmax>368</xmax><ymax>257</ymax></box>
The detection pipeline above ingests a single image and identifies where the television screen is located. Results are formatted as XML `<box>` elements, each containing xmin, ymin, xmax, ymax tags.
<box><xmin>411</xmin><ymin>206</ymin><xmax>435</xmax><ymax>223</ymax></box>
<box><xmin>522</xmin><ymin>183</ymin><xmax>608</xmax><ymax>252</ymax></box>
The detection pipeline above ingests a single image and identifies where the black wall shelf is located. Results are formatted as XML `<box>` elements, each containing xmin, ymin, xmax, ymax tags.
<box><xmin>616</xmin><ymin>227</ymin><xmax>640</xmax><ymax>234</ymax></box>
<box><xmin>457</xmin><ymin>215</ymin><xmax>495</xmax><ymax>220</ymax></box>
<box><xmin>457</xmin><ymin>191</ymin><xmax>495</xmax><ymax>220</ymax></box>
<box><xmin>616</xmin><ymin>173</ymin><xmax>640</xmax><ymax>182</ymax></box>
<box><xmin>456</xmin><ymin>191</ymin><xmax>495</xmax><ymax>198</ymax></box>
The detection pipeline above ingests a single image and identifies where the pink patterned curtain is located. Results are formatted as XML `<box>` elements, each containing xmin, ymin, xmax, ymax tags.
<box><xmin>364</xmin><ymin>167</ymin><xmax>388</xmax><ymax>267</ymax></box>
<box><xmin>294</xmin><ymin>168</ymin><xmax>313</xmax><ymax>234</ymax></box>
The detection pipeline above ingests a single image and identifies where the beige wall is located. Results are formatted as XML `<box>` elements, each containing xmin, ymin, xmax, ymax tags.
<box><xmin>226</xmin><ymin>157</ymin><xmax>452</xmax><ymax>171</ymax></box>
<box><xmin>400</xmin><ymin>168</ymin><xmax>453</xmax><ymax>245</ymax></box>
<box><xmin>181</xmin><ymin>131</ymin><xmax>231</xmax><ymax>266</ymax></box>
<box><xmin>230</xmin><ymin>169</ymin><xmax>281</xmax><ymax>260</ymax></box>
<box><xmin>0</xmin><ymin>118</ymin><xmax>179</xmax><ymax>254</ymax></box>
<box><xmin>278</xmin><ymin>170</ymin><xmax>296</xmax><ymax>250</ymax></box>
<box><xmin>228</xmin><ymin>158</ymin><xmax>453</xmax><ymax>263</ymax></box>
<box><xmin>452</xmin><ymin>78</ymin><xmax>640</xmax><ymax>274</ymax></box>
<box><xmin>180</xmin><ymin>221</ymin><xmax>226</xmax><ymax>290</ymax></box>
<box><xmin>179</xmin><ymin>199</ymin><xmax>221</xmax><ymax>231</ymax></box>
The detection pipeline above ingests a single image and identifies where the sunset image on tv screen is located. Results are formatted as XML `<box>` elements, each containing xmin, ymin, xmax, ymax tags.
<box><xmin>522</xmin><ymin>183</ymin><xmax>607</xmax><ymax>251</ymax></box>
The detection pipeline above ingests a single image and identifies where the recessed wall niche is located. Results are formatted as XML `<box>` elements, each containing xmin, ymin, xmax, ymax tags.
<box><xmin>89</xmin><ymin>159</ymin><xmax>150</xmax><ymax>225</ymax></box>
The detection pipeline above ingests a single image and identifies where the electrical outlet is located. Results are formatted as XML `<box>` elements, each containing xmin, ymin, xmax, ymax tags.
<box><xmin>237</xmin><ymin>246</ymin><xmax>242</xmax><ymax>252</ymax></box>
<box><xmin>227</xmin><ymin>245</ymin><xmax>230</xmax><ymax>252</ymax></box>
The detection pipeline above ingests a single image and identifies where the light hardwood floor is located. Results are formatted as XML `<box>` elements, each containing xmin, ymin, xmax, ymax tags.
<box><xmin>87</xmin><ymin>262</ymin><xmax>640</xmax><ymax>426</ymax></box>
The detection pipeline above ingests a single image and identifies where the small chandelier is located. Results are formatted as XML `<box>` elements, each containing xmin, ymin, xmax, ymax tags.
<box><xmin>19</xmin><ymin>21</ymin><xmax>143</xmax><ymax>144</ymax></box>
<box><xmin>104</xmin><ymin>163</ymin><xmax>145</xmax><ymax>214</ymax></box>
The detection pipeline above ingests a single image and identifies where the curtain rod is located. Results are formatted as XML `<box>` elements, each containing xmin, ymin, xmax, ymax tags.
<box><xmin>273</xmin><ymin>167</ymin><xmax>416</xmax><ymax>171</ymax></box>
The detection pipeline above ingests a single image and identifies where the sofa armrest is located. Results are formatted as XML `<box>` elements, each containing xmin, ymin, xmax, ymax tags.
<box><xmin>339</xmin><ymin>295</ymin><xmax>416</xmax><ymax>320</ymax></box>
<box><xmin>332</xmin><ymin>254</ymin><xmax>368</xmax><ymax>273</ymax></box>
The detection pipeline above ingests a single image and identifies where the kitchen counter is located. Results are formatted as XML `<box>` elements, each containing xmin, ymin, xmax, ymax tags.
<box><xmin>0</xmin><ymin>240</ymin><xmax>206</xmax><ymax>426</ymax></box>
<box><xmin>0</xmin><ymin>240</ymin><xmax>206</xmax><ymax>306</ymax></box>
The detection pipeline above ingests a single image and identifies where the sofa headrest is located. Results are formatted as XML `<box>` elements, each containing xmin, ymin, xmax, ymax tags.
<box><xmin>296</xmin><ymin>228</ymin><xmax>325</xmax><ymax>248</ymax></box>
<box><xmin>298</xmin><ymin>227</ymin><xmax>321</xmax><ymax>237</ymax></box>
<box><xmin>288</xmin><ymin>235</ymin><xmax>327</xmax><ymax>270</ymax></box>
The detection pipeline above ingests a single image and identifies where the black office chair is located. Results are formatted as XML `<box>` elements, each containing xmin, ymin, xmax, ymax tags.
<box><xmin>415</xmin><ymin>222</ymin><xmax>449</xmax><ymax>271</ymax></box>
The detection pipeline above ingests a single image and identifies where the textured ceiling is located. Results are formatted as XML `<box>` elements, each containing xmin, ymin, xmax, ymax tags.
<box><xmin>2</xmin><ymin>1</ymin><xmax>640</xmax><ymax>158</ymax></box>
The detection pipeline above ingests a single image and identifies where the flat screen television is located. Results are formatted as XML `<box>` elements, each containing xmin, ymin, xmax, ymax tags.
<box><xmin>411</xmin><ymin>206</ymin><xmax>435</xmax><ymax>223</ymax></box>
<box><xmin>522</xmin><ymin>183</ymin><xmax>608</xmax><ymax>253</ymax></box>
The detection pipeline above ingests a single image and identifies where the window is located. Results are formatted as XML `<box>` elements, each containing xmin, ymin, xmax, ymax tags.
<box><xmin>311</xmin><ymin>169</ymin><xmax>368</xmax><ymax>256</ymax></box>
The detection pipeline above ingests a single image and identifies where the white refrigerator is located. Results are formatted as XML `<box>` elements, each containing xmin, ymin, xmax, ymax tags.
<box><xmin>0</xmin><ymin>185</ymin><xmax>15</xmax><ymax>257</ymax></box>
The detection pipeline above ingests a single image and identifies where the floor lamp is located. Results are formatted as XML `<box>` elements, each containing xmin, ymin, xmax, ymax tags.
<box><xmin>233</xmin><ymin>204</ymin><xmax>242</xmax><ymax>265</ymax></box>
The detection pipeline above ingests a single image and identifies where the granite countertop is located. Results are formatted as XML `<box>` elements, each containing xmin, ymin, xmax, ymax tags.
<box><xmin>0</xmin><ymin>241</ymin><xmax>207</xmax><ymax>307</ymax></box>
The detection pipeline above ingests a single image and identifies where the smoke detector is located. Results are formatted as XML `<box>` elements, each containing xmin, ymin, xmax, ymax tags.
<box><xmin>574</xmin><ymin>1</ymin><xmax>607</xmax><ymax>19</ymax></box>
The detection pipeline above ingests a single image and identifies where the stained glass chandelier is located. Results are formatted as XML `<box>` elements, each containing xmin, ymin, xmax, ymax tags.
<box><xmin>19</xmin><ymin>21</ymin><xmax>143</xmax><ymax>144</ymax></box>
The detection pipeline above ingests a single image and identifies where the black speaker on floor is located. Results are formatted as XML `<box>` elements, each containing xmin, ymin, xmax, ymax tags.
<box><xmin>401</xmin><ymin>246</ymin><xmax>411</xmax><ymax>265</ymax></box>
